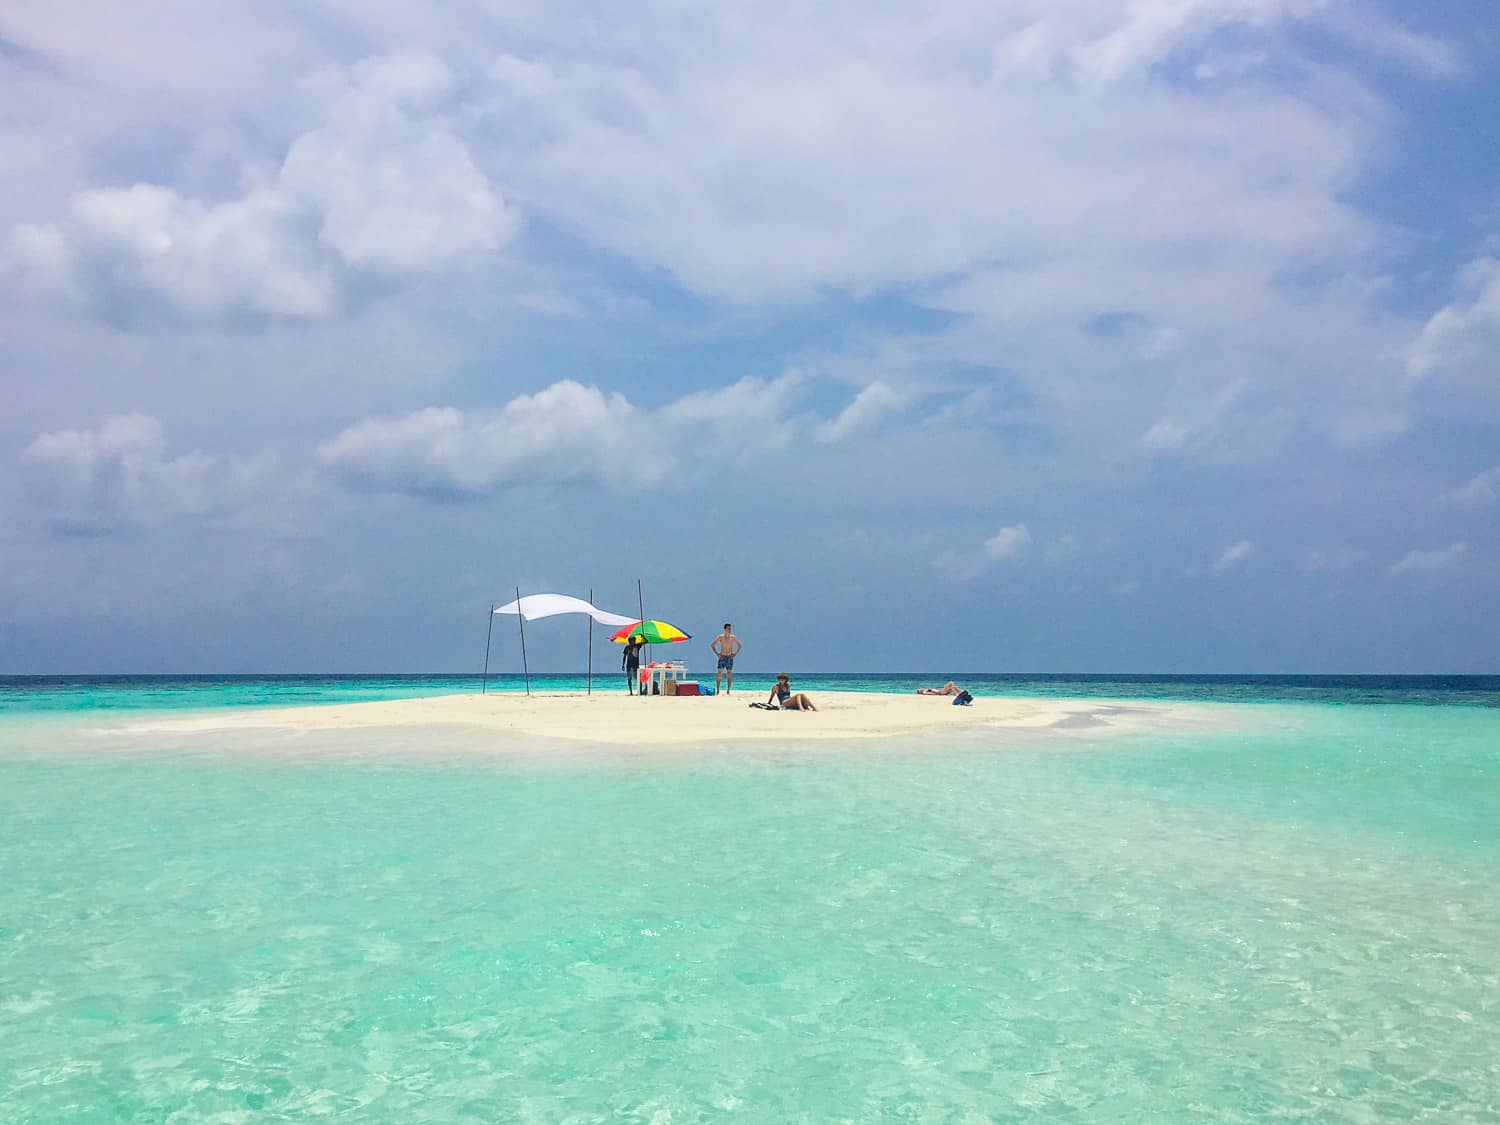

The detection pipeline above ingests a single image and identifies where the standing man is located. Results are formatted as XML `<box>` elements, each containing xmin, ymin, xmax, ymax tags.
<box><xmin>712</xmin><ymin>623</ymin><xmax>743</xmax><ymax>695</ymax></box>
<box><xmin>623</xmin><ymin>634</ymin><xmax>645</xmax><ymax>696</ymax></box>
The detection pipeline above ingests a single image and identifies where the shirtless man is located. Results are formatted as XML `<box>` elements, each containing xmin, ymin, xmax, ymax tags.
<box><xmin>712</xmin><ymin>623</ymin><xmax>743</xmax><ymax>694</ymax></box>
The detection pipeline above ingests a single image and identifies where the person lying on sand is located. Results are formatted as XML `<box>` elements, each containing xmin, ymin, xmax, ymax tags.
<box><xmin>770</xmin><ymin>674</ymin><xmax>817</xmax><ymax>711</ymax></box>
<box><xmin>917</xmin><ymin>682</ymin><xmax>962</xmax><ymax>696</ymax></box>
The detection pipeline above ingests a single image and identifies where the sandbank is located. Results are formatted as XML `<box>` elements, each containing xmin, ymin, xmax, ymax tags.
<box><xmin>120</xmin><ymin>689</ymin><xmax>1223</xmax><ymax>747</ymax></box>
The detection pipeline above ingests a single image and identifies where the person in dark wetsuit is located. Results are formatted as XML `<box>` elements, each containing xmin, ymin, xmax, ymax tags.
<box><xmin>768</xmin><ymin>673</ymin><xmax>817</xmax><ymax>711</ymax></box>
<box><xmin>622</xmin><ymin>636</ymin><xmax>645</xmax><ymax>695</ymax></box>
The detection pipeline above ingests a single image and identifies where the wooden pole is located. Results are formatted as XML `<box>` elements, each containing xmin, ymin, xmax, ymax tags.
<box><xmin>515</xmin><ymin>586</ymin><xmax>531</xmax><ymax>696</ymax></box>
<box><xmin>587</xmin><ymin>587</ymin><xmax>594</xmax><ymax>696</ymax></box>
<box><xmin>482</xmin><ymin>603</ymin><xmax>495</xmax><ymax>694</ymax></box>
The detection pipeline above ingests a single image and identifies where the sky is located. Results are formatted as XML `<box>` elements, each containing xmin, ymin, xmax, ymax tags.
<box><xmin>2</xmin><ymin>1</ymin><xmax>1498</xmax><ymax>675</ymax></box>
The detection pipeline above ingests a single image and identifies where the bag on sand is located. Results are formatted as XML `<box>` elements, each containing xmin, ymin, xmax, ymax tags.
<box><xmin>952</xmin><ymin>691</ymin><xmax>974</xmax><ymax>706</ymax></box>
<box><xmin>749</xmin><ymin>701</ymin><xmax>779</xmax><ymax>711</ymax></box>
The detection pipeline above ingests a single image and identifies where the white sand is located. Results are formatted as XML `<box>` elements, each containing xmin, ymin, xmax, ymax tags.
<box><xmin>122</xmin><ymin>690</ymin><xmax>1220</xmax><ymax>747</ymax></box>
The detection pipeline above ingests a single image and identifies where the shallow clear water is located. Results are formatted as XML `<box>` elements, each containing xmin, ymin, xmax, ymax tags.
<box><xmin>2</xmin><ymin>683</ymin><xmax>1499</xmax><ymax>1121</ymax></box>
<box><xmin>4</xmin><ymin>672</ymin><xmax>1497</xmax><ymax>718</ymax></box>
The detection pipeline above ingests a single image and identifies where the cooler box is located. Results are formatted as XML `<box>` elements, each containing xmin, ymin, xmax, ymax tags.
<box><xmin>675</xmin><ymin>681</ymin><xmax>701</xmax><ymax>696</ymax></box>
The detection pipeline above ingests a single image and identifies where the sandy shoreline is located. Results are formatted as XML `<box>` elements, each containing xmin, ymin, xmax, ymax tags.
<box><xmin>117</xmin><ymin>690</ymin><xmax>1221</xmax><ymax>746</ymax></box>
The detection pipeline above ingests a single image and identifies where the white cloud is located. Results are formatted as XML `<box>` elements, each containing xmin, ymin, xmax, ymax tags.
<box><xmin>985</xmin><ymin>524</ymin><xmax>1033</xmax><ymax>559</ymax></box>
<box><xmin>814</xmin><ymin>382</ymin><xmax>904</xmax><ymax>444</ymax></box>
<box><xmin>278</xmin><ymin>53</ymin><xmax>515</xmax><ymax>273</ymax></box>
<box><xmin>1063</xmin><ymin>0</ymin><xmax>1316</xmax><ymax>83</ymax></box>
<box><xmin>20</xmin><ymin>413</ymin><xmax>269</xmax><ymax>534</ymax></box>
<box><xmin>1407</xmin><ymin>258</ymin><xmax>1500</xmax><ymax>377</ymax></box>
<box><xmin>1447</xmin><ymin>466</ymin><xmax>1500</xmax><ymax>507</ymax></box>
<box><xmin>1213</xmin><ymin>540</ymin><xmax>1255</xmax><ymax>571</ymax></box>
<box><xmin>933</xmin><ymin>522</ymin><xmax>1034</xmax><ymax>580</ymax></box>
<box><xmin>68</xmin><ymin>185</ymin><xmax>333</xmax><ymax>318</ymax></box>
<box><xmin>932</xmin><ymin>550</ymin><xmax>989</xmax><ymax>582</ymax></box>
<box><xmin>1325</xmin><ymin>7</ymin><xmax>1465</xmax><ymax>79</ymax></box>
<box><xmin>0</xmin><ymin>3</ymin><xmax>319</xmax><ymax>109</ymax></box>
<box><xmin>1140</xmin><ymin>419</ymin><xmax>1189</xmax><ymax>452</ymax></box>
<box><xmin>3</xmin><ymin>4</ymin><xmax>1456</xmax><ymax>473</ymax></box>
<box><xmin>1</xmin><ymin>3</ymin><xmax>1491</xmax><ymax>672</ymax></box>
<box><xmin>317</xmin><ymin>382</ymin><xmax>666</xmax><ymax>499</ymax></box>
<box><xmin>657</xmin><ymin>370</ymin><xmax>804</xmax><ymax>433</ymax></box>
<box><xmin>655</xmin><ymin>370</ymin><xmax>817</xmax><ymax>463</ymax></box>
<box><xmin>318</xmin><ymin>373</ymin><xmax>891</xmax><ymax>499</ymax></box>
<box><xmin>1388</xmin><ymin>541</ymin><xmax>1469</xmax><ymax>577</ymax></box>
<box><xmin>478</xmin><ymin>2</ymin><xmax>1388</xmax><ymax>302</ymax></box>
<box><xmin>4</xmin><ymin>52</ymin><xmax>516</xmax><ymax>321</ymax></box>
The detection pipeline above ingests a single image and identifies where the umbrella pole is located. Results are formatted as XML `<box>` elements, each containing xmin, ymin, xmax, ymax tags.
<box><xmin>637</xmin><ymin>577</ymin><xmax>649</xmax><ymax>664</ymax></box>
<box><xmin>482</xmin><ymin>603</ymin><xmax>494</xmax><ymax>694</ymax></box>
<box><xmin>515</xmin><ymin>585</ymin><xmax>531</xmax><ymax>697</ymax></box>
<box><xmin>587</xmin><ymin>587</ymin><xmax>593</xmax><ymax>696</ymax></box>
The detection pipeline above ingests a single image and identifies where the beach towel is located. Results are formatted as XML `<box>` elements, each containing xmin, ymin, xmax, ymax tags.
<box><xmin>749</xmin><ymin>702</ymin><xmax>779</xmax><ymax>710</ymax></box>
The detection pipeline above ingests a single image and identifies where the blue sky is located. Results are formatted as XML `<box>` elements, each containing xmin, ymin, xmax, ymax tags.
<box><xmin>2</xmin><ymin>1</ymin><xmax>1497</xmax><ymax>674</ymax></box>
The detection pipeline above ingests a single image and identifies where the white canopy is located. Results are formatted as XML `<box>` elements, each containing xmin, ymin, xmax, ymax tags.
<box><xmin>494</xmin><ymin>593</ymin><xmax>637</xmax><ymax>628</ymax></box>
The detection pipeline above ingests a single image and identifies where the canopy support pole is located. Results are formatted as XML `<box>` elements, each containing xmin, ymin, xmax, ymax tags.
<box><xmin>482</xmin><ymin>603</ymin><xmax>495</xmax><ymax>694</ymax></box>
<box><xmin>515</xmin><ymin>586</ymin><xmax>531</xmax><ymax>696</ymax></box>
<box><xmin>587</xmin><ymin>587</ymin><xmax>594</xmax><ymax>696</ymax></box>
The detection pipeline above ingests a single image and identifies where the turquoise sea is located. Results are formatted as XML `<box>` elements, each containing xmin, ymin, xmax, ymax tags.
<box><xmin>2</xmin><ymin>675</ymin><xmax>1498</xmax><ymax>1121</ymax></box>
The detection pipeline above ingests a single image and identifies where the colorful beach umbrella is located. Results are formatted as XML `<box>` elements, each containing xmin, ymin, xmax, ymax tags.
<box><xmin>608</xmin><ymin>620</ymin><xmax>692</xmax><ymax>644</ymax></box>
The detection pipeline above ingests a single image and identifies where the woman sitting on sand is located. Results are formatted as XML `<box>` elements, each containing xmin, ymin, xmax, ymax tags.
<box><xmin>770</xmin><ymin>674</ymin><xmax>818</xmax><ymax>711</ymax></box>
<box><xmin>917</xmin><ymin>682</ymin><xmax>962</xmax><ymax>696</ymax></box>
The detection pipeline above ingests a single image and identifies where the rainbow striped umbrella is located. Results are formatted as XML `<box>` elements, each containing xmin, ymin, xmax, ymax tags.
<box><xmin>608</xmin><ymin>620</ymin><xmax>691</xmax><ymax>645</ymax></box>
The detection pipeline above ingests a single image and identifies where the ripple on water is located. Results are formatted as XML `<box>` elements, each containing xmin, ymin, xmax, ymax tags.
<box><xmin>1</xmin><ymin>704</ymin><xmax>1499</xmax><ymax>1120</ymax></box>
